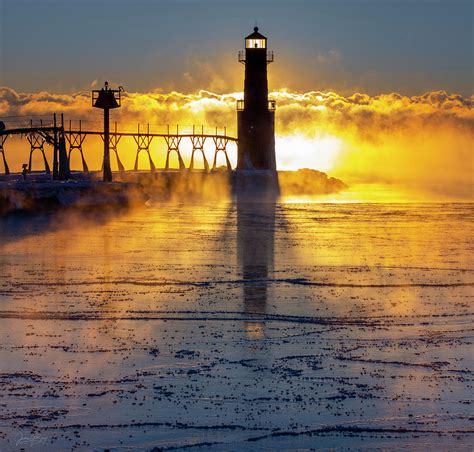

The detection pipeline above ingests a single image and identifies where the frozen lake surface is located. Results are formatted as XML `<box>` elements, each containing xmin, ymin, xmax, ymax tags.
<box><xmin>0</xmin><ymin>200</ymin><xmax>473</xmax><ymax>450</ymax></box>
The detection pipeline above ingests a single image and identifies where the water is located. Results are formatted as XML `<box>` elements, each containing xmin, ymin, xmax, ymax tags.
<box><xmin>0</xmin><ymin>200</ymin><xmax>473</xmax><ymax>450</ymax></box>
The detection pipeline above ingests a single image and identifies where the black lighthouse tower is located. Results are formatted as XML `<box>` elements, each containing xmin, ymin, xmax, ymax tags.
<box><xmin>237</xmin><ymin>27</ymin><xmax>276</xmax><ymax>171</ymax></box>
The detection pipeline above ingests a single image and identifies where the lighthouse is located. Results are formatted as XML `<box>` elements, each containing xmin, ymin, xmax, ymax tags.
<box><xmin>237</xmin><ymin>27</ymin><xmax>276</xmax><ymax>171</ymax></box>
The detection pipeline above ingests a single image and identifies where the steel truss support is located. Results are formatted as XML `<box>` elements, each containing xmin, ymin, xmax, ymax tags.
<box><xmin>110</xmin><ymin>122</ymin><xmax>125</xmax><ymax>173</ymax></box>
<box><xmin>100</xmin><ymin>122</ymin><xmax>125</xmax><ymax>173</ymax></box>
<box><xmin>189</xmin><ymin>125</ymin><xmax>209</xmax><ymax>171</ymax></box>
<box><xmin>0</xmin><ymin>135</ymin><xmax>9</xmax><ymax>175</ymax></box>
<box><xmin>164</xmin><ymin>125</ymin><xmax>185</xmax><ymax>170</ymax></box>
<box><xmin>27</xmin><ymin>122</ymin><xmax>50</xmax><ymax>174</ymax></box>
<box><xmin>49</xmin><ymin>114</ymin><xmax>70</xmax><ymax>180</ymax></box>
<box><xmin>66</xmin><ymin>120</ymin><xmax>89</xmax><ymax>172</ymax></box>
<box><xmin>100</xmin><ymin>134</ymin><xmax>124</xmax><ymax>173</ymax></box>
<box><xmin>133</xmin><ymin>124</ymin><xmax>155</xmax><ymax>172</ymax></box>
<box><xmin>212</xmin><ymin>127</ymin><xmax>232</xmax><ymax>171</ymax></box>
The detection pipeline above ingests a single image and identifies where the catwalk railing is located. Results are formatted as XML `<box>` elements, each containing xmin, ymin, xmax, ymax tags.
<box><xmin>0</xmin><ymin>114</ymin><xmax>238</xmax><ymax>177</ymax></box>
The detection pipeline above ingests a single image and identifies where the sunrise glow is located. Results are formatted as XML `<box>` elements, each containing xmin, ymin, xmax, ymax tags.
<box><xmin>276</xmin><ymin>134</ymin><xmax>343</xmax><ymax>172</ymax></box>
<box><xmin>1</xmin><ymin>1</ymin><xmax>472</xmax><ymax>450</ymax></box>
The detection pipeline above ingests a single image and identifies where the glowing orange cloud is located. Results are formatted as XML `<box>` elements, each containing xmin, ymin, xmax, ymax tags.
<box><xmin>0</xmin><ymin>87</ymin><xmax>472</xmax><ymax>198</ymax></box>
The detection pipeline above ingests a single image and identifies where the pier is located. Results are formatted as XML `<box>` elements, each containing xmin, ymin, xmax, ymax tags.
<box><xmin>0</xmin><ymin>114</ymin><xmax>237</xmax><ymax>179</ymax></box>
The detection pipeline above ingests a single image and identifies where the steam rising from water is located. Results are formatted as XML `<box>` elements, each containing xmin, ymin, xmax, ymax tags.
<box><xmin>0</xmin><ymin>87</ymin><xmax>472</xmax><ymax>199</ymax></box>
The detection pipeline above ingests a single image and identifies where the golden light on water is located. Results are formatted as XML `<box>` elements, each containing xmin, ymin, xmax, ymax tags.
<box><xmin>281</xmin><ymin>183</ymin><xmax>437</xmax><ymax>204</ymax></box>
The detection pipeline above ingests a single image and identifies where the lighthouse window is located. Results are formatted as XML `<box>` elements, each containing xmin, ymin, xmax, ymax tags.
<box><xmin>246</xmin><ymin>38</ymin><xmax>266</xmax><ymax>49</ymax></box>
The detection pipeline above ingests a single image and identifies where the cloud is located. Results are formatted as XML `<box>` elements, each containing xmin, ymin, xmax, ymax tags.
<box><xmin>0</xmin><ymin>86</ymin><xmax>472</xmax><ymax>198</ymax></box>
<box><xmin>2</xmin><ymin>87</ymin><xmax>470</xmax><ymax>131</ymax></box>
<box><xmin>316</xmin><ymin>49</ymin><xmax>342</xmax><ymax>65</ymax></box>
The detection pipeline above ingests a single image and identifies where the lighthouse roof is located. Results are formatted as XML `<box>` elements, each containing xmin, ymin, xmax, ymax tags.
<box><xmin>245</xmin><ymin>27</ymin><xmax>266</xmax><ymax>40</ymax></box>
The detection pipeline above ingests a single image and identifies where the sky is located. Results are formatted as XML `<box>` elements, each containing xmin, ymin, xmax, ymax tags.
<box><xmin>0</xmin><ymin>0</ymin><xmax>472</xmax><ymax>95</ymax></box>
<box><xmin>0</xmin><ymin>0</ymin><xmax>472</xmax><ymax>199</ymax></box>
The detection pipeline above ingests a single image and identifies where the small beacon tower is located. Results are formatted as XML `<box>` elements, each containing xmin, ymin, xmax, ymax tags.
<box><xmin>92</xmin><ymin>81</ymin><xmax>123</xmax><ymax>182</ymax></box>
<box><xmin>237</xmin><ymin>27</ymin><xmax>276</xmax><ymax>171</ymax></box>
